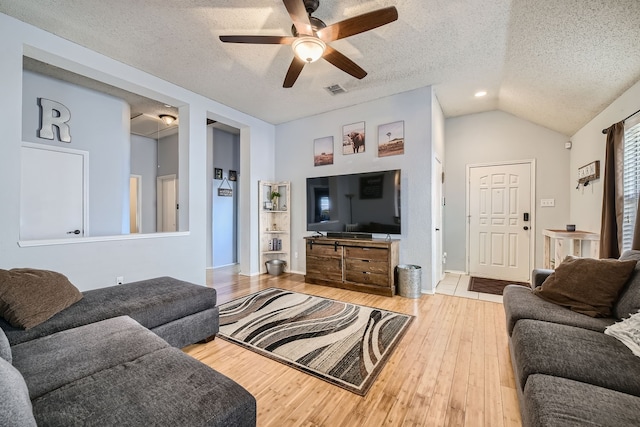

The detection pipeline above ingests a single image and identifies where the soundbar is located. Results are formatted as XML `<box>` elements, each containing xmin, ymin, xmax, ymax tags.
<box><xmin>326</xmin><ymin>232</ymin><xmax>373</xmax><ymax>239</ymax></box>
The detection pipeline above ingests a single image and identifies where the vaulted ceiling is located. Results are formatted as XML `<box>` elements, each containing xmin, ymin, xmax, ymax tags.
<box><xmin>2</xmin><ymin>0</ymin><xmax>639</xmax><ymax>136</ymax></box>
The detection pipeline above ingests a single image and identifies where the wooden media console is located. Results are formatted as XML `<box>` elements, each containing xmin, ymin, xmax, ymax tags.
<box><xmin>304</xmin><ymin>236</ymin><xmax>399</xmax><ymax>297</ymax></box>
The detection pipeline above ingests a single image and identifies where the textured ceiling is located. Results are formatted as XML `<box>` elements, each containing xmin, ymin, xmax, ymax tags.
<box><xmin>3</xmin><ymin>0</ymin><xmax>640</xmax><ymax>136</ymax></box>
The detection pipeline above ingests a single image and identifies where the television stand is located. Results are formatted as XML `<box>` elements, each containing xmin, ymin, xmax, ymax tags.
<box><xmin>304</xmin><ymin>236</ymin><xmax>399</xmax><ymax>297</ymax></box>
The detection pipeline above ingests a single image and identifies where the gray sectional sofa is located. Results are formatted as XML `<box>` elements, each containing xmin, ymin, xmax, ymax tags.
<box><xmin>0</xmin><ymin>276</ymin><xmax>256</xmax><ymax>426</ymax></box>
<box><xmin>503</xmin><ymin>250</ymin><xmax>640</xmax><ymax>427</ymax></box>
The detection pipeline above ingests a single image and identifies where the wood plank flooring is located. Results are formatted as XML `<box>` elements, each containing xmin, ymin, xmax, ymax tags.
<box><xmin>183</xmin><ymin>269</ymin><xmax>522</xmax><ymax>427</ymax></box>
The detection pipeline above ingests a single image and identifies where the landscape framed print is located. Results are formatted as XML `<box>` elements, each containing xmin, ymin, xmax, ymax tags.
<box><xmin>378</xmin><ymin>121</ymin><xmax>404</xmax><ymax>157</ymax></box>
<box><xmin>314</xmin><ymin>136</ymin><xmax>334</xmax><ymax>166</ymax></box>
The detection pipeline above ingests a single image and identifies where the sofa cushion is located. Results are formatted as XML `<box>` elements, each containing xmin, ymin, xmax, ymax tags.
<box><xmin>1</xmin><ymin>276</ymin><xmax>216</xmax><ymax>346</ymax></box>
<box><xmin>11</xmin><ymin>316</ymin><xmax>169</xmax><ymax>400</ymax></box>
<box><xmin>0</xmin><ymin>268</ymin><xmax>82</xmax><ymax>329</ymax></box>
<box><xmin>0</xmin><ymin>326</ymin><xmax>11</xmax><ymax>363</ymax></box>
<box><xmin>524</xmin><ymin>374</ymin><xmax>640</xmax><ymax>427</ymax></box>
<box><xmin>604</xmin><ymin>309</ymin><xmax>640</xmax><ymax>357</ymax></box>
<box><xmin>614</xmin><ymin>249</ymin><xmax>640</xmax><ymax>319</ymax></box>
<box><xmin>503</xmin><ymin>285</ymin><xmax>614</xmax><ymax>336</ymax></box>
<box><xmin>0</xmin><ymin>357</ymin><xmax>37</xmax><ymax>427</ymax></box>
<box><xmin>31</xmin><ymin>347</ymin><xmax>256</xmax><ymax>427</ymax></box>
<box><xmin>511</xmin><ymin>319</ymin><xmax>640</xmax><ymax>397</ymax></box>
<box><xmin>533</xmin><ymin>256</ymin><xmax>637</xmax><ymax>317</ymax></box>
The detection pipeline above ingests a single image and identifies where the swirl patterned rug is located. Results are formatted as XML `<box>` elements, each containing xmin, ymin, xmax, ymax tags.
<box><xmin>217</xmin><ymin>288</ymin><xmax>413</xmax><ymax>396</ymax></box>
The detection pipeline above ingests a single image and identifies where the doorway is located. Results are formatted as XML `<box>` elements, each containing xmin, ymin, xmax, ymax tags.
<box><xmin>156</xmin><ymin>174</ymin><xmax>177</xmax><ymax>232</ymax></box>
<box><xmin>208</xmin><ymin>124</ymin><xmax>241</xmax><ymax>269</ymax></box>
<box><xmin>467</xmin><ymin>161</ymin><xmax>534</xmax><ymax>282</ymax></box>
<box><xmin>129</xmin><ymin>175</ymin><xmax>141</xmax><ymax>233</ymax></box>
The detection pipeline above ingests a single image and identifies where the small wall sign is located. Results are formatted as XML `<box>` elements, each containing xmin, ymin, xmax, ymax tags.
<box><xmin>578</xmin><ymin>160</ymin><xmax>600</xmax><ymax>184</ymax></box>
<box><xmin>217</xmin><ymin>177</ymin><xmax>233</xmax><ymax>197</ymax></box>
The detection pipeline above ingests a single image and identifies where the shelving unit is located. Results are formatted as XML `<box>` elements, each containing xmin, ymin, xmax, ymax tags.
<box><xmin>259</xmin><ymin>181</ymin><xmax>291</xmax><ymax>274</ymax></box>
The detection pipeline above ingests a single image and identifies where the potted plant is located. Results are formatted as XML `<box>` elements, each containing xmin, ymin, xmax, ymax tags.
<box><xmin>269</xmin><ymin>191</ymin><xmax>281</xmax><ymax>210</ymax></box>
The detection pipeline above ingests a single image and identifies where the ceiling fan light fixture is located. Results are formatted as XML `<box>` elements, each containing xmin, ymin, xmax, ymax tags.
<box><xmin>292</xmin><ymin>36</ymin><xmax>326</xmax><ymax>63</ymax></box>
<box><xmin>159</xmin><ymin>114</ymin><xmax>177</xmax><ymax>125</ymax></box>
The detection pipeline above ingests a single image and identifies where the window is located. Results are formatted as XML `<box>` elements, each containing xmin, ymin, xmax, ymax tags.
<box><xmin>622</xmin><ymin>114</ymin><xmax>640</xmax><ymax>251</ymax></box>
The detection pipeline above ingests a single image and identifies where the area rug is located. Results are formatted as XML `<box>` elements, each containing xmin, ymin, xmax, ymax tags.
<box><xmin>468</xmin><ymin>276</ymin><xmax>530</xmax><ymax>295</ymax></box>
<box><xmin>217</xmin><ymin>288</ymin><xmax>413</xmax><ymax>396</ymax></box>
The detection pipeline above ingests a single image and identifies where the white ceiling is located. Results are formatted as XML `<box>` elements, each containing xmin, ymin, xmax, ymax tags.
<box><xmin>2</xmin><ymin>0</ymin><xmax>640</xmax><ymax>136</ymax></box>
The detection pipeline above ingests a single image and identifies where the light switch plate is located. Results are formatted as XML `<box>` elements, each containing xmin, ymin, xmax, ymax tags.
<box><xmin>540</xmin><ymin>199</ymin><xmax>555</xmax><ymax>207</ymax></box>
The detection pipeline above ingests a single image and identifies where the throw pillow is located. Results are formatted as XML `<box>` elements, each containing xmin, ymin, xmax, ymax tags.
<box><xmin>605</xmin><ymin>310</ymin><xmax>640</xmax><ymax>357</ymax></box>
<box><xmin>0</xmin><ymin>357</ymin><xmax>37</xmax><ymax>426</ymax></box>
<box><xmin>533</xmin><ymin>256</ymin><xmax>637</xmax><ymax>317</ymax></box>
<box><xmin>0</xmin><ymin>268</ymin><xmax>83</xmax><ymax>329</ymax></box>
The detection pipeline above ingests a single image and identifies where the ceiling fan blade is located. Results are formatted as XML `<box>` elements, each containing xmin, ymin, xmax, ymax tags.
<box><xmin>323</xmin><ymin>45</ymin><xmax>367</xmax><ymax>79</ymax></box>
<box><xmin>317</xmin><ymin>6</ymin><xmax>398</xmax><ymax>42</ymax></box>
<box><xmin>283</xmin><ymin>56</ymin><xmax>306</xmax><ymax>88</ymax></box>
<box><xmin>283</xmin><ymin>0</ymin><xmax>313</xmax><ymax>36</ymax></box>
<box><xmin>219</xmin><ymin>35</ymin><xmax>296</xmax><ymax>45</ymax></box>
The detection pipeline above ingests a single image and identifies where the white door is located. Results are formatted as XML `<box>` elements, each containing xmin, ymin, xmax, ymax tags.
<box><xmin>20</xmin><ymin>143</ymin><xmax>87</xmax><ymax>240</ymax></box>
<box><xmin>433</xmin><ymin>157</ymin><xmax>444</xmax><ymax>283</ymax></box>
<box><xmin>468</xmin><ymin>162</ymin><xmax>532</xmax><ymax>282</ymax></box>
<box><xmin>157</xmin><ymin>174</ymin><xmax>177</xmax><ymax>232</ymax></box>
<box><xmin>129</xmin><ymin>175</ymin><xmax>141</xmax><ymax>234</ymax></box>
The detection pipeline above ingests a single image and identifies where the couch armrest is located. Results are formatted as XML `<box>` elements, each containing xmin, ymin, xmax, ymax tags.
<box><xmin>532</xmin><ymin>268</ymin><xmax>553</xmax><ymax>288</ymax></box>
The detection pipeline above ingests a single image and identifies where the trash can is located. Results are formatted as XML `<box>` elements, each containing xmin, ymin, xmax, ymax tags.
<box><xmin>265</xmin><ymin>259</ymin><xmax>287</xmax><ymax>276</ymax></box>
<box><xmin>397</xmin><ymin>264</ymin><xmax>422</xmax><ymax>298</ymax></box>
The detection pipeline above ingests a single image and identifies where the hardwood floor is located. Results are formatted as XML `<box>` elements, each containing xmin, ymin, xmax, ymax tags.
<box><xmin>184</xmin><ymin>268</ymin><xmax>522</xmax><ymax>427</ymax></box>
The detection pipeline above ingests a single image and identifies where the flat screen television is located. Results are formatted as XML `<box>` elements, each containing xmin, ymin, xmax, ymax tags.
<box><xmin>306</xmin><ymin>169</ymin><xmax>401</xmax><ymax>236</ymax></box>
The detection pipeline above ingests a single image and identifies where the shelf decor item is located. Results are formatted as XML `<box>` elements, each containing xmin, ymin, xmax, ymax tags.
<box><xmin>269</xmin><ymin>190</ymin><xmax>281</xmax><ymax>210</ymax></box>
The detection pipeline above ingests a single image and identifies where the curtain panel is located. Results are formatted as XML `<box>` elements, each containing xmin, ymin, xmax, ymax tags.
<box><xmin>599</xmin><ymin>121</ymin><xmax>625</xmax><ymax>258</ymax></box>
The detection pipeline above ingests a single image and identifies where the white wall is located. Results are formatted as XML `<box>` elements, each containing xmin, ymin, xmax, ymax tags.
<box><xmin>275</xmin><ymin>87</ymin><xmax>437</xmax><ymax>292</ymax></box>
<box><xmin>130</xmin><ymin>134</ymin><xmax>157</xmax><ymax>234</ymax></box>
<box><xmin>0</xmin><ymin>12</ymin><xmax>275</xmax><ymax>290</ymax></box>
<box><xmin>445</xmin><ymin>110</ymin><xmax>571</xmax><ymax>272</ymax></box>
<box><xmin>569</xmin><ymin>80</ymin><xmax>640</xmax><ymax>233</ymax></box>
<box><xmin>22</xmin><ymin>70</ymin><xmax>130</xmax><ymax>236</ymax></box>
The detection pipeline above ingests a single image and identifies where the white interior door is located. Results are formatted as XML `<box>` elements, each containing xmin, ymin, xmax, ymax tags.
<box><xmin>129</xmin><ymin>175</ymin><xmax>141</xmax><ymax>234</ymax></box>
<box><xmin>20</xmin><ymin>143</ymin><xmax>87</xmax><ymax>240</ymax></box>
<box><xmin>434</xmin><ymin>157</ymin><xmax>444</xmax><ymax>283</ymax></box>
<box><xmin>157</xmin><ymin>174</ymin><xmax>177</xmax><ymax>232</ymax></box>
<box><xmin>468</xmin><ymin>162</ymin><xmax>532</xmax><ymax>281</ymax></box>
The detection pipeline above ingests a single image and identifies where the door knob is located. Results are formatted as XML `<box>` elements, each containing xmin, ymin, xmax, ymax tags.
<box><xmin>523</xmin><ymin>226</ymin><xmax>529</xmax><ymax>231</ymax></box>
<box><xmin>67</xmin><ymin>229</ymin><xmax>81</xmax><ymax>235</ymax></box>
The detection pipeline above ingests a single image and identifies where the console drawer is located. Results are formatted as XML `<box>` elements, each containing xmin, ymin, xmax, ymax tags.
<box><xmin>344</xmin><ymin>246</ymin><xmax>388</xmax><ymax>261</ymax></box>
<box><xmin>345</xmin><ymin>259</ymin><xmax>389</xmax><ymax>275</ymax></box>
<box><xmin>345</xmin><ymin>270</ymin><xmax>388</xmax><ymax>287</ymax></box>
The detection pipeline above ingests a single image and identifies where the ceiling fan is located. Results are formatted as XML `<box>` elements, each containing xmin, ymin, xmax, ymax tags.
<box><xmin>219</xmin><ymin>0</ymin><xmax>398</xmax><ymax>88</ymax></box>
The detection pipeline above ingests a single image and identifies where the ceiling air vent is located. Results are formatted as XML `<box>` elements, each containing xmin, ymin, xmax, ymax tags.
<box><xmin>325</xmin><ymin>84</ymin><xmax>346</xmax><ymax>95</ymax></box>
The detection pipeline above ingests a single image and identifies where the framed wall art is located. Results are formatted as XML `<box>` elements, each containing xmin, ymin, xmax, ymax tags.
<box><xmin>378</xmin><ymin>120</ymin><xmax>404</xmax><ymax>157</ymax></box>
<box><xmin>214</xmin><ymin>168</ymin><xmax>223</xmax><ymax>180</ymax></box>
<box><xmin>229</xmin><ymin>170</ymin><xmax>237</xmax><ymax>181</ymax></box>
<box><xmin>342</xmin><ymin>121</ymin><xmax>365</xmax><ymax>155</ymax></box>
<box><xmin>313</xmin><ymin>136</ymin><xmax>334</xmax><ymax>166</ymax></box>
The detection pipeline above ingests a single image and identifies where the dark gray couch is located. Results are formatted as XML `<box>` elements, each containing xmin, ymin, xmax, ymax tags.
<box><xmin>503</xmin><ymin>250</ymin><xmax>640</xmax><ymax>426</ymax></box>
<box><xmin>0</xmin><ymin>276</ymin><xmax>256</xmax><ymax>426</ymax></box>
<box><xmin>1</xmin><ymin>276</ymin><xmax>219</xmax><ymax>348</ymax></box>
